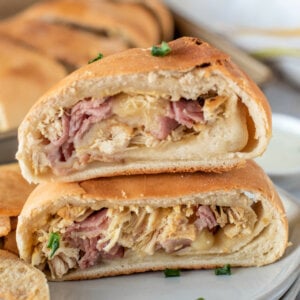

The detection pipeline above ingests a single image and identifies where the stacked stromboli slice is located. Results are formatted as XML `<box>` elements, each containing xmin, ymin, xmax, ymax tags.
<box><xmin>16</xmin><ymin>37</ymin><xmax>288</xmax><ymax>281</ymax></box>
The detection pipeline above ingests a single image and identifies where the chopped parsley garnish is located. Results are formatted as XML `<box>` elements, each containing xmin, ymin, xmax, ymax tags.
<box><xmin>164</xmin><ymin>268</ymin><xmax>181</xmax><ymax>277</ymax></box>
<box><xmin>88</xmin><ymin>53</ymin><xmax>104</xmax><ymax>64</ymax></box>
<box><xmin>47</xmin><ymin>232</ymin><xmax>60</xmax><ymax>258</ymax></box>
<box><xmin>151</xmin><ymin>41</ymin><xmax>171</xmax><ymax>57</ymax></box>
<box><xmin>196</xmin><ymin>298</ymin><xmax>205</xmax><ymax>300</ymax></box>
<box><xmin>215</xmin><ymin>264</ymin><xmax>231</xmax><ymax>275</ymax></box>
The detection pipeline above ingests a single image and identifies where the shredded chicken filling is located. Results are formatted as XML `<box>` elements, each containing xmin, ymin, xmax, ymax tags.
<box><xmin>31</xmin><ymin>202</ymin><xmax>260</xmax><ymax>279</ymax></box>
<box><xmin>35</xmin><ymin>91</ymin><xmax>232</xmax><ymax>174</ymax></box>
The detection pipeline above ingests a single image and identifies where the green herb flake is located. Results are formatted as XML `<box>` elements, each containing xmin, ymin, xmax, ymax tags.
<box><xmin>215</xmin><ymin>264</ymin><xmax>231</xmax><ymax>275</ymax></box>
<box><xmin>196</xmin><ymin>298</ymin><xmax>205</xmax><ymax>300</ymax></box>
<box><xmin>47</xmin><ymin>232</ymin><xmax>60</xmax><ymax>258</ymax></box>
<box><xmin>164</xmin><ymin>268</ymin><xmax>181</xmax><ymax>277</ymax></box>
<box><xmin>151</xmin><ymin>41</ymin><xmax>171</xmax><ymax>57</ymax></box>
<box><xmin>88</xmin><ymin>53</ymin><xmax>104</xmax><ymax>64</ymax></box>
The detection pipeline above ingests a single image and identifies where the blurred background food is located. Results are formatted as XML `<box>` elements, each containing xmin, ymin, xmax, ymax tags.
<box><xmin>0</xmin><ymin>0</ymin><xmax>174</xmax><ymax>134</ymax></box>
<box><xmin>0</xmin><ymin>34</ymin><xmax>67</xmax><ymax>131</ymax></box>
<box><xmin>0</xmin><ymin>163</ymin><xmax>36</xmax><ymax>255</ymax></box>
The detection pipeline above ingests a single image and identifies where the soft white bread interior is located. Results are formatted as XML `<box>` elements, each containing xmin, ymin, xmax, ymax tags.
<box><xmin>0</xmin><ymin>249</ymin><xmax>49</xmax><ymax>300</ymax></box>
<box><xmin>16</xmin><ymin>37</ymin><xmax>272</xmax><ymax>183</ymax></box>
<box><xmin>16</xmin><ymin>161</ymin><xmax>288</xmax><ymax>281</ymax></box>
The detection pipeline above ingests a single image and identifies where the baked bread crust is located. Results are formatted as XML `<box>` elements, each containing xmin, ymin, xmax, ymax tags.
<box><xmin>0</xmin><ymin>17</ymin><xmax>128</xmax><ymax>69</ymax></box>
<box><xmin>0</xmin><ymin>34</ymin><xmax>66</xmax><ymax>131</ymax></box>
<box><xmin>0</xmin><ymin>163</ymin><xmax>36</xmax><ymax>216</ymax></box>
<box><xmin>0</xmin><ymin>249</ymin><xmax>49</xmax><ymax>300</ymax></box>
<box><xmin>20</xmin><ymin>0</ymin><xmax>161</xmax><ymax>47</ymax></box>
<box><xmin>16</xmin><ymin>161</ymin><xmax>288</xmax><ymax>280</ymax></box>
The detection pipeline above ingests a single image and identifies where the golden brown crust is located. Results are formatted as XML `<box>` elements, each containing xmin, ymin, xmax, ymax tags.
<box><xmin>21</xmin><ymin>161</ymin><xmax>285</xmax><ymax>217</ymax></box>
<box><xmin>3</xmin><ymin>230</ymin><xmax>18</xmax><ymax>255</ymax></box>
<box><xmin>0</xmin><ymin>17</ymin><xmax>128</xmax><ymax>68</ymax></box>
<box><xmin>0</xmin><ymin>163</ymin><xmax>36</xmax><ymax>216</ymax></box>
<box><xmin>0</xmin><ymin>34</ymin><xmax>66</xmax><ymax>131</ymax></box>
<box><xmin>21</xmin><ymin>0</ymin><xmax>161</xmax><ymax>47</ymax></box>
<box><xmin>0</xmin><ymin>249</ymin><xmax>49</xmax><ymax>300</ymax></box>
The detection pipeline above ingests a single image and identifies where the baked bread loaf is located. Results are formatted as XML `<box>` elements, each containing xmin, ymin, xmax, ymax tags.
<box><xmin>0</xmin><ymin>249</ymin><xmax>49</xmax><ymax>300</ymax></box>
<box><xmin>16</xmin><ymin>161</ymin><xmax>288</xmax><ymax>280</ymax></box>
<box><xmin>0</xmin><ymin>34</ymin><xmax>66</xmax><ymax>132</ymax></box>
<box><xmin>19</xmin><ymin>0</ymin><xmax>163</xmax><ymax>47</ymax></box>
<box><xmin>16</xmin><ymin>37</ymin><xmax>272</xmax><ymax>183</ymax></box>
<box><xmin>0</xmin><ymin>17</ymin><xmax>128</xmax><ymax>69</ymax></box>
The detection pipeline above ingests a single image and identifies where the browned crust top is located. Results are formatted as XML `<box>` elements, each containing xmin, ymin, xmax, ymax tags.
<box><xmin>26</xmin><ymin>36</ymin><xmax>272</xmax><ymax>133</ymax></box>
<box><xmin>22</xmin><ymin>161</ymin><xmax>286</xmax><ymax>218</ymax></box>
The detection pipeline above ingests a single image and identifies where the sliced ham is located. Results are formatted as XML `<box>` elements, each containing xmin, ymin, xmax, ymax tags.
<box><xmin>69</xmin><ymin>97</ymin><xmax>112</xmax><ymax>141</ymax></box>
<box><xmin>151</xmin><ymin>116</ymin><xmax>179</xmax><ymax>140</ymax></box>
<box><xmin>65</xmin><ymin>209</ymin><xmax>108</xmax><ymax>240</ymax></box>
<box><xmin>64</xmin><ymin>209</ymin><xmax>124</xmax><ymax>269</ymax></box>
<box><xmin>194</xmin><ymin>205</ymin><xmax>218</xmax><ymax>231</ymax></box>
<box><xmin>152</xmin><ymin>99</ymin><xmax>204</xmax><ymax>140</ymax></box>
<box><xmin>45</xmin><ymin>97</ymin><xmax>112</xmax><ymax>165</ymax></box>
<box><xmin>169</xmin><ymin>99</ymin><xmax>204</xmax><ymax>128</ymax></box>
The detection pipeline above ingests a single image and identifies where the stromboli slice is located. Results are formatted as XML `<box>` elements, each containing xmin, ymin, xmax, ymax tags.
<box><xmin>16</xmin><ymin>161</ymin><xmax>288</xmax><ymax>280</ymax></box>
<box><xmin>16</xmin><ymin>37</ymin><xmax>271</xmax><ymax>183</ymax></box>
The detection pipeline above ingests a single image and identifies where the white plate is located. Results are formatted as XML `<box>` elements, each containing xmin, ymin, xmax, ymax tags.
<box><xmin>255</xmin><ymin>113</ymin><xmax>300</xmax><ymax>176</ymax></box>
<box><xmin>49</xmin><ymin>188</ymin><xmax>300</xmax><ymax>300</ymax></box>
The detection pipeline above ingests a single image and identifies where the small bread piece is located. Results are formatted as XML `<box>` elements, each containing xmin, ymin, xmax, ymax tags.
<box><xmin>16</xmin><ymin>37</ymin><xmax>271</xmax><ymax>183</ymax></box>
<box><xmin>21</xmin><ymin>0</ymin><xmax>161</xmax><ymax>47</ymax></box>
<box><xmin>0</xmin><ymin>163</ymin><xmax>36</xmax><ymax>249</ymax></box>
<box><xmin>0</xmin><ymin>249</ymin><xmax>49</xmax><ymax>300</ymax></box>
<box><xmin>0</xmin><ymin>163</ymin><xmax>36</xmax><ymax>217</ymax></box>
<box><xmin>3</xmin><ymin>230</ymin><xmax>18</xmax><ymax>255</ymax></box>
<box><xmin>0</xmin><ymin>34</ymin><xmax>66</xmax><ymax>131</ymax></box>
<box><xmin>0</xmin><ymin>216</ymin><xmax>10</xmax><ymax>237</ymax></box>
<box><xmin>0</xmin><ymin>18</ymin><xmax>128</xmax><ymax>69</ymax></box>
<box><xmin>16</xmin><ymin>161</ymin><xmax>288</xmax><ymax>280</ymax></box>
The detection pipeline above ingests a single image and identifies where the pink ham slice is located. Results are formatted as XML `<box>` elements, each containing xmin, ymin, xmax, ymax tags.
<box><xmin>151</xmin><ymin>116</ymin><xmax>179</xmax><ymax>140</ymax></box>
<box><xmin>152</xmin><ymin>99</ymin><xmax>204</xmax><ymax>140</ymax></box>
<box><xmin>69</xmin><ymin>97</ymin><xmax>112</xmax><ymax>142</ymax></box>
<box><xmin>46</xmin><ymin>97</ymin><xmax>112</xmax><ymax>164</ymax></box>
<box><xmin>64</xmin><ymin>209</ymin><xmax>124</xmax><ymax>269</ymax></box>
<box><xmin>169</xmin><ymin>99</ymin><xmax>204</xmax><ymax>128</ymax></box>
<box><xmin>194</xmin><ymin>205</ymin><xmax>218</xmax><ymax>231</ymax></box>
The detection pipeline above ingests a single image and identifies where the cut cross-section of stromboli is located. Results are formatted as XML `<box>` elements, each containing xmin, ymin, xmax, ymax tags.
<box><xmin>16</xmin><ymin>161</ymin><xmax>288</xmax><ymax>280</ymax></box>
<box><xmin>16</xmin><ymin>37</ymin><xmax>272</xmax><ymax>183</ymax></box>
